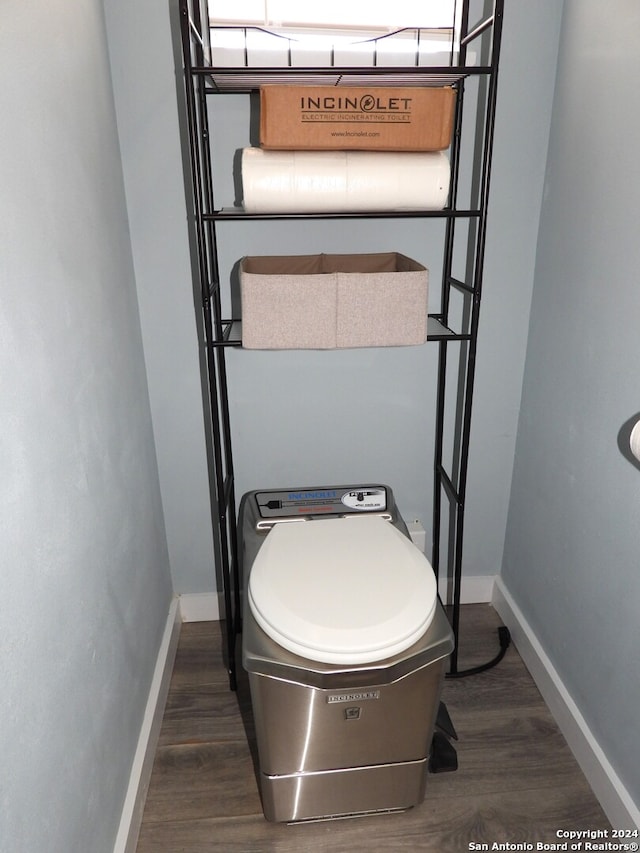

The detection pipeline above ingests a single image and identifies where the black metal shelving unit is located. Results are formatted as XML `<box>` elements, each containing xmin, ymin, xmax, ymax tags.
<box><xmin>178</xmin><ymin>0</ymin><xmax>504</xmax><ymax>688</ymax></box>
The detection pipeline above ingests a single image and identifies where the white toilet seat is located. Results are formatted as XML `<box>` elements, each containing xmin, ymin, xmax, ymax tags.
<box><xmin>248</xmin><ymin>516</ymin><xmax>438</xmax><ymax>665</ymax></box>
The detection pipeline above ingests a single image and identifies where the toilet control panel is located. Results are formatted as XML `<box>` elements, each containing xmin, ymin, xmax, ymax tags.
<box><xmin>255</xmin><ymin>485</ymin><xmax>389</xmax><ymax>527</ymax></box>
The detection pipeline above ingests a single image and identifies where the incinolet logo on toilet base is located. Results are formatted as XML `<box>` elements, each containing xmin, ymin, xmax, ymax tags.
<box><xmin>327</xmin><ymin>690</ymin><xmax>380</xmax><ymax>704</ymax></box>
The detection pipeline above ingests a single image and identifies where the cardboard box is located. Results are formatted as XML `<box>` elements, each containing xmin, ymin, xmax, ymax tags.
<box><xmin>259</xmin><ymin>85</ymin><xmax>455</xmax><ymax>152</ymax></box>
<box><xmin>240</xmin><ymin>252</ymin><xmax>428</xmax><ymax>350</ymax></box>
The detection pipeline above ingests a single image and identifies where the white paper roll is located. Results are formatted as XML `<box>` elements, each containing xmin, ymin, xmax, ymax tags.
<box><xmin>241</xmin><ymin>148</ymin><xmax>450</xmax><ymax>213</ymax></box>
<box><xmin>630</xmin><ymin>419</ymin><xmax>640</xmax><ymax>462</ymax></box>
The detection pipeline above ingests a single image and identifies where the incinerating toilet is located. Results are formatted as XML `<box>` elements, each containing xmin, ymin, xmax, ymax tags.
<box><xmin>239</xmin><ymin>484</ymin><xmax>454</xmax><ymax>823</ymax></box>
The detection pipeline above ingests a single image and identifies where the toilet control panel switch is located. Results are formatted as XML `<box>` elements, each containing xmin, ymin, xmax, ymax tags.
<box><xmin>255</xmin><ymin>484</ymin><xmax>390</xmax><ymax>527</ymax></box>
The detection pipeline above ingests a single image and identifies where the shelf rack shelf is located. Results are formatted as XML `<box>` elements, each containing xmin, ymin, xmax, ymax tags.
<box><xmin>178</xmin><ymin>0</ymin><xmax>504</xmax><ymax>689</ymax></box>
<box><xmin>199</xmin><ymin>67</ymin><xmax>487</xmax><ymax>91</ymax></box>
<box><xmin>205</xmin><ymin>208</ymin><xmax>481</xmax><ymax>220</ymax></box>
<box><xmin>208</xmin><ymin>316</ymin><xmax>470</xmax><ymax>349</ymax></box>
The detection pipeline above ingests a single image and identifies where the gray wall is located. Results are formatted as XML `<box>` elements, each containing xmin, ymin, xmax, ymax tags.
<box><xmin>503</xmin><ymin>0</ymin><xmax>640</xmax><ymax>812</ymax></box>
<box><xmin>103</xmin><ymin>0</ymin><xmax>217</xmax><ymax>595</ymax></box>
<box><xmin>105</xmin><ymin>0</ymin><xmax>563</xmax><ymax>596</ymax></box>
<box><xmin>461</xmin><ymin>0</ymin><xmax>563</xmax><ymax>579</ymax></box>
<box><xmin>0</xmin><ymin>2</ymin><xmax>173</xmax><ymax>851</ymax></box>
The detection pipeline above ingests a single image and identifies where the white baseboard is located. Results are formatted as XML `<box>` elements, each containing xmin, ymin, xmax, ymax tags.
<box><xmin>178</xmin><ymin>591</ymin><xmax>221</xmax><ymax>622</ymax></box>
<box><xmin>493</xmin><ymin>577</ymin><xmax>640</xmax><ymax>830</ymax></box>
<box><xmin>177</xmin><ymin>575</ymin><xmax>496</xmax><ymax>625</ymax></box>
<box><xmin>178</xmin><ymin>576</ymin><xmax>495</xmax><ymax>623</ymax></box>
<box><xmin>113</xmin><ymin>596</ymin><xmax>182</xmax><ymax>853</ymax></box>
<box><xmin>439</xmin><ymin>574</ymin><xmax>496</xmax><ymax>604</ymax></box>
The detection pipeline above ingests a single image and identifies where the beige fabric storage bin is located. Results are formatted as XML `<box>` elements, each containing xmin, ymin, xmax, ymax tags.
<box><xmin>240</xmin><ymin>253</ymin><xmax>428</xmax><ymax>350</ymax></box>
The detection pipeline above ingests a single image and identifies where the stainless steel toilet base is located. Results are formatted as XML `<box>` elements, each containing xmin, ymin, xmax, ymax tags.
<box><xmin>247</xmin><ymin>639</ymin><xmax>449</xmax><ymax>822</ymax></box>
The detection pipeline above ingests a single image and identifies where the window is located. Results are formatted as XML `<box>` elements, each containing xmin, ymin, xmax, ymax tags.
<box><xmin>209</xmin><ymin>0</ymin><xmax>457</xmax><ymax>30</ymax></box>
<box><xmin>208</xmin><ymin>1</ymin><xmax>461</xmax><ymax>68</ymax></box>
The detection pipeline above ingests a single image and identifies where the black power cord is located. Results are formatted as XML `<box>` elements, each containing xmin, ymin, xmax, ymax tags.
<box><xmin>445</xmin><ymin>626</ymin><xmax>512</xmax><ymax>680</ymax></box>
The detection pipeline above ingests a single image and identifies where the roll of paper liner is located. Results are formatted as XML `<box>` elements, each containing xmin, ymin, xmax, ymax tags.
<box><xmin>241</xmin><ymin>148</ymin><xmax>451</xmax><ymax>213</ymax></box>
<box><xmin>630</xmin><ymin>419</ymin><xmax>640</xmax><ymax>462</ymax></box>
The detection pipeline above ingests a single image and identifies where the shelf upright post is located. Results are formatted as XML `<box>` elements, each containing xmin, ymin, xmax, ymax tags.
<box><xmin>432</xmin><ymin>0</ymin><xmax>504</xmax><ymax>675</ymax></box>
<box><xmin>179</xmin><ymin>0</ymin><xmax>239</xmax><ymax>690</ymax></box>
<box><xmin>432</xmin><ymin>0</ymin><xmax>470</xmax><ymax>612</ymax></box>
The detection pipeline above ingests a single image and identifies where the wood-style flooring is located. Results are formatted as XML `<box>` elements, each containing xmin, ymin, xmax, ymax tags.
<box><xmin>136</xmin><ymin>605</ymin><xmax>610</xmax><ymax>852</ymax></box>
